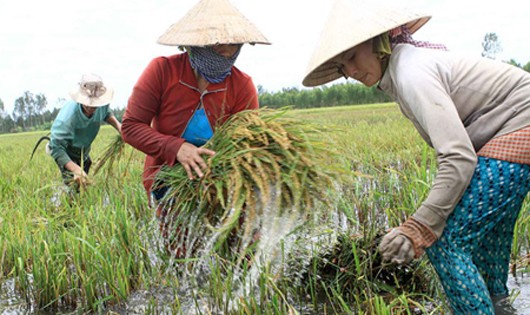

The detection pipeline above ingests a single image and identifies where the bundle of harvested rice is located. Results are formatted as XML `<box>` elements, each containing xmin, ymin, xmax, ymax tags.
<box><xmin>155</xmin><ymin>108</ymin><xmax>346</xmax><ymax>263</ymax></box>
<box><xmin>300</xmin><ymin>232</ymin><xmax>436</xmax><ymax>296</ymax></box>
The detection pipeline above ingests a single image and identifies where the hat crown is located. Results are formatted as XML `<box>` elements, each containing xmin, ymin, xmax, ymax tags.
<box><xmin>79</xmin><ymin>74</ymin><xmax>107</xmax><ymax>98</ymax></box>
<box><xmin>157</xmin><ymin>0</ymin><xmax>270</xmax><ymax>46</ymax></box>
<box><xmin>302</xmin><ymin>0</ymin><xmax>430</xmax><ymax>87</ymax></box>
<box><xmin>70</xmin><ymin>73</ymin><xmax>114</xmax><ymax>107</ymax></box>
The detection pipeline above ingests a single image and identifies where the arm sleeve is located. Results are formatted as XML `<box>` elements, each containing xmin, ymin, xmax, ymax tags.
<box><xmin>391</xmin><ymin>59</ymin><xmax>478</xmax><ymax>237</ymax></box>
<box><xmin>105</xmin><ymin>113</ymin><xmax>121</xmax><ymax>131</ymax></box>
<box><xmin>50</xmin><ymin>119</ymin><xmax>74</xmax><ymax>168</ymax></box>
<box><xmin>233</xmin><ymin>77</ymin><xmax>259</xmax><ymax>113</ymax></box>
<box><xmin>121</xmin><ymin>58</ymin><xmax>185</xmax><ymax>167</ymax></box>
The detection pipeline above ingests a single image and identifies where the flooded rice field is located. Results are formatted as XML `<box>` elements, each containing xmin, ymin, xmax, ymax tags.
<box><xmin>2</xmin><ymin>106</ymin><xmax>530</xmax><ymax>314</ymax></box>
<box><xmin>1</xmin><ymin>273</ymin><xmax>529</xmax><ymax>314</ymax></box>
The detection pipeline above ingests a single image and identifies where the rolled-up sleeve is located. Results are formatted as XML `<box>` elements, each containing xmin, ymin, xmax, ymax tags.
<box><xmin>50</xmin><ymin>120</ymin><xmax>73</xmax><ymax>168</ymax></box>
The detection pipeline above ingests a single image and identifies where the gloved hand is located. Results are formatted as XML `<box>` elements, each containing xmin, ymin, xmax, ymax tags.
<box><xmin>379</xmin><ymin>217</ymin><xmax>437</xmax><ymax>264</ymax></box>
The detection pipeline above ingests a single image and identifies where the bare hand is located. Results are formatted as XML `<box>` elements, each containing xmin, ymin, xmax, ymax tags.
<box><xmin>73</xmin><ymin>170</ymin><xmax>91</xmax><ymax>188</ymax></box>
<box><xmin>176</xmin><ymin>142</ymin><xmax>216</xmax><ymax>180</ymax></box>
<box><xmin>64</xmin><ymin>161</ymin><xmax>92</xmax><ymax>189</ymax></box>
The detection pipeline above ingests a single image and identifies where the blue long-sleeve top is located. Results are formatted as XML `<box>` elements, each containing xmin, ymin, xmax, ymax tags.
<box><xmin>49</xmin><ymin>100</ymin><xmax>111</xmax><ymax>168</ymax></box>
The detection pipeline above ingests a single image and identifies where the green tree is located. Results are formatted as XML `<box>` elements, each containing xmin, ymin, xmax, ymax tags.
<box><xmin>257</xmin><ymin>84</ymin><xmax>266</xmax><ymax>95</ymax></box>
<box><xmin>0</xmin><ymin>98</ymin><xmax>9</xmax><ymax>133</ymax></box>
<box><xmin>481</xmin><ymin>32</ymin><xmax>502</xmax><ymax>60</ymax></box>
<box><xmin>12</xmin><ymin>91</ymin><xmax>50</xmax><ymax>130</ymax></box>
<box><xmin>257</xmin><ymin>82</ymin><xmax>392</xmax><ymax>109</ymax></box>
<box><xmin>0</xmin><ymin>115</ymin><xmax>15</xmax><ymax>133</ymax></box>
<box><xmin>523</xmin><ymin>61</ymin><xmax>530</xmax><ymax>73</ymax></box>
<box><xmin>34</xmin><ymin>93</ymin><xmax>48</xmax><ymax>125</ymax></box>
<box><xmin>13</xmin><ymin>94</ymin><xmax>29</xmax><ymax>130</ymax></box>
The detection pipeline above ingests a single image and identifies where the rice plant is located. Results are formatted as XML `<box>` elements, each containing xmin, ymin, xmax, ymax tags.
<box><xmin>92</xmin><ymin>133</ymin><xmax>131</xmax><ymax>178</ymax></box>
<box><xmin>155</xmin><ymin>108</ymin><xmax>347</xmax><ymax>267</ymax></box>
<box><xmin>1</xmin><ymin>104</ymin><xmax>529</xmax><ymax>314</ymax></box>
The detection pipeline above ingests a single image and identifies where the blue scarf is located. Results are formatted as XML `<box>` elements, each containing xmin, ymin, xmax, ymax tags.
<box><xmin>188</xmin><ymin>46</ymin><xmax>241</xmax><ymax>83</ymax></box>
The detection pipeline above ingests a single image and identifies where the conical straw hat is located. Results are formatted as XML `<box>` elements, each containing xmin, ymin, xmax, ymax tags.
<box><xmin>157</xmin><ymin>0</ymin><xmax>271</xmax><ymax>46</ymax></box>
<box><xmin>302</xmin><ymin>0</ymin><xmax>430</xmax><ymax>87</ymax></box>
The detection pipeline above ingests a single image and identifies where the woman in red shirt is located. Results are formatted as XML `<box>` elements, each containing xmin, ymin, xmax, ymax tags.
<box><xmin>121</xmin><ymin>0</ymin><xmax>270</xmax><ymax>257</ymax></box>
<box><xmin>122</xmin><ymin>0</ymin><xmax>270</xmax><ymax>201</ymax></box>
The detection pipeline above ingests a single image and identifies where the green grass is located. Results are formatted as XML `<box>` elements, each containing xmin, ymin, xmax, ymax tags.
<box><xmin>0</xmin><ymin>103</ymin><xmax>528</xmax><ymax>314</ymax></box>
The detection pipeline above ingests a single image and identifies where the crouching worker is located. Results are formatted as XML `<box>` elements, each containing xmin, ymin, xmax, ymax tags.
<box><xmin>303</xmin><ymin>0</ymin><xmax>530</xmax><ymax>313</ymax></box>
<box><xmin>121</xmin><ymin>0</ymin><xmax>270</xmax><ymax>258</ymax></box>
<box><xmin>49</xmin><ymin>73</ymin><xmax>122</xmax><ymax>192</ymax></box>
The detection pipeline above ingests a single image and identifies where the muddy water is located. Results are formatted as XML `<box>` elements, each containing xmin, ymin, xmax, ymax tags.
<box><xmin>507</xmin><ymin>273</ymin><xmax>530</xmax><ymax>314</ymax></box>
<box><xmin>1</xmin><ymin>272</ymin><xmax>529</xmax><ymax>314</ymax></box>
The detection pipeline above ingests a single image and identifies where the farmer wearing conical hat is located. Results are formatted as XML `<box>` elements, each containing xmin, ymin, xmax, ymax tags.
<box><xmin>48</xmin><ymin>73</ymin><xmax>122</xmax><ymax>191</ymax></box>
<box><xmin>121</xmin><ymin>0</ymin><xmax>270</xmax><ymax>255</ymax></box>
<box><xmin>304</xmin><ymin>0</ymin><xmax>530</xmax><ymax>313</ymax></box>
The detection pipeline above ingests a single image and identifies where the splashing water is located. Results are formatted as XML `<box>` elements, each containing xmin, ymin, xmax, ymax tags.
<box><xmin>154</xmin><ymin>182</ymin><xmax>345</xmax><ymax>314</ymax></box>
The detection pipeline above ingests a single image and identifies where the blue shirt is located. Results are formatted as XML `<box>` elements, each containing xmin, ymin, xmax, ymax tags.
<box><xmin>49</xmin><ymin>100</ymin><xmax>111</xmax><ymax>167</ymax></box>
<box><xmin>182</xmin><ymin>108</ymin><xmax>213</xmax><ymax>147</ymax></box>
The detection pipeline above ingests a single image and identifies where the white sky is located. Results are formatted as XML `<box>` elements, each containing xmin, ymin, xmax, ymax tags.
<box><xmin>1</xmin><ymin>0</ymin><xmax>529</xmax><ymax>114</ymax></box>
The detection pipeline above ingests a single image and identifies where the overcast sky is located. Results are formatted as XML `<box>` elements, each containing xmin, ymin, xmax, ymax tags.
<box><xmin>1</xmin><ymin>0</ymin><xmax>529</xmax><ymax>114</ymax></box>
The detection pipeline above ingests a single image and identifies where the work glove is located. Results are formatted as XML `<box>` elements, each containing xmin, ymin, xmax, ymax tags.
<box><xmin>379</xmin><ymin>217</ymin><xmax>437</xmax><ymax>264</ymax></box>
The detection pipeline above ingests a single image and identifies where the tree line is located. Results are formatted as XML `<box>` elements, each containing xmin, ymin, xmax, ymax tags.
<box><xmin>0</xmin><ymin>82</ymin><xmax>392</xmax><ymax>134</ymax></box>
<box><xmin>1</xmin><ymin>59</ymin><xmax>529</xmax><ymax>134</ymax></box>
<box><xmin>0</xmin><ymin>91</ymin><xmax>59</xmax><ymax>134</ymax></box>
<box><xmin>258</xmin><ymin>84</ymin><xmax>392</xmax><ymax>109</ymax></box>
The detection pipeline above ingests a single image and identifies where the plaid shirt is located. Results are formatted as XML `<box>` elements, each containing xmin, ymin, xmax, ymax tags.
<box><xmin>390</xmin><ymin>26</ymin><xmax>448</xmax><ymax>51</ymax></box>
<box><xmin>478</xmin><ymin>125</ymin><xmax>530</xmax><ymax>165</ymax></box>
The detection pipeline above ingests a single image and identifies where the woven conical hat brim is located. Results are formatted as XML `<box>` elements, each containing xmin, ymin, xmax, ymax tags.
<box><xmin>302</xmin><ymin>0</ymin><xmax>431</xmax><ymax>87</ymax></box>
<box><xmin>157</xmin><ymin>0</ymin><xmax>270</xmax><ymax>46</ymax></box>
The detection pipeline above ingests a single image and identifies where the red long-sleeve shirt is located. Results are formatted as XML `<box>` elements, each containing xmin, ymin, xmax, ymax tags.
<box><xmin>122</xmin><ymin>52</ymin><xmax>259</xmax><ymax>194</ymax></box>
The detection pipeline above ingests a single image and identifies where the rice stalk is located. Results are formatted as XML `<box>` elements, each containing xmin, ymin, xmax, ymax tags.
<box><xmin>92</xmin><ymin>134</ymin><xmax>128</xmax><ymax>176</ymax></box>
<box><xmin>155</xmin><ymin>108</ymin><xmax>346</xmax><ymax>264</ymax></box>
